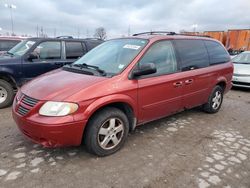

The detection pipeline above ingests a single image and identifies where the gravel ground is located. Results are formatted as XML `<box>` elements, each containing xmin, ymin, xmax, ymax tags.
<box><xmin>0</xmin><ymin>88</ymin><xmax>249</xmax><ymax>188</ymax></box>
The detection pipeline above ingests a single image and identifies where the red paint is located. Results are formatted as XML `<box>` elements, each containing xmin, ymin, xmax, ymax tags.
<box><xmin>12</xmin><ymin>35</ymin><xmax>233</xmax><ymax>147</ymax></box>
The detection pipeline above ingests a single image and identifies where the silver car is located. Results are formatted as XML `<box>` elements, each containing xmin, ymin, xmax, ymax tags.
<box><xmin>232</xmin><ymin>51</ymin><xmax>250</xmax><ymax>88</ymax></box>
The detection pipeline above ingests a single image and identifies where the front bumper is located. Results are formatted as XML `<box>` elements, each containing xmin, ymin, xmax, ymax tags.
<box><xmin>232</xmin><ymin>75</ymin><xmax>250</xmax><ymax>88</ymax></box>
<box><xmin>12</xmin><ymin>107</ymin><xmax>87</xmax><ymax>147</ymax></box>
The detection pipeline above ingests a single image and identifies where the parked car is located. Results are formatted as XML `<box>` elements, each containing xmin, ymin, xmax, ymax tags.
<box><xmin>0</xmin><ymin>37</ymin><xmax>23</xmax><ymax>55</ymax></box>
<box><xmin>232</xmin><ymin>51</ymin><xmax>250</xmax><ymax>88</ymax></box>
<box><xmin>12</xmin><ymin>32</ymin><xmax>233</xmax><ymax>156</ymax></box>
<box><xmin>0</xmin><ymin>37</ymin><xmax>103</xmax><ymax>108</ymax></box>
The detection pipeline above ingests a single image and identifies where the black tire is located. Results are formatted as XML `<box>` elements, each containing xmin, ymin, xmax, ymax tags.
<box><xmin>0</xmin><ymin>79</ymin><xmax>15</xmax><ymax>109</ymax></box>
<box><xmin>84</xmin><ymin>107</ymin><xmax>129</xmax><ymax>156</ymax></box>
<box><xmin>203</xmin><ymin>85</ymin><xmax>224</xmax><ymax>113</ymax></box>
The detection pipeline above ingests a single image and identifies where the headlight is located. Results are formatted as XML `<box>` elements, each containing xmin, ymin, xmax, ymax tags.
<box><xmin>39</xmin><ymin>101</ymin><xmax>78</xmax><ymax>117</ymax></box>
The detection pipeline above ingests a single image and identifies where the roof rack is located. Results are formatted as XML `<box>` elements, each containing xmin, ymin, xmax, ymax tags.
<box><xmin>133</xmin><ymin>31</ymin><xmax>176</xmax><ymax>36</ymax></box>
<box><xmin>132</xmin><ymin>31</ymin><xmax>211</xmax><ymax>38</ymax></box>
<box><xmin>177</xmin><ymin>33</ymin><xmax>211</xmax><ymax>38</ymax></box>
<box><xmin>56</xmin><ymin>36</ymin><xmax>73</xmax><ymax>39</ymax></box>
<box><xmin>84</xmin><ymin>38</ymin><xmax>104</xmax><ymax>41</ymax></box>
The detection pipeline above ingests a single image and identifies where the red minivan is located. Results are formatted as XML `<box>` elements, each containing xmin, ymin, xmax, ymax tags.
<box><xmin>12</xmin><ymin>32</ymin><xmax>233</xmax><ymax>156</ymax></box>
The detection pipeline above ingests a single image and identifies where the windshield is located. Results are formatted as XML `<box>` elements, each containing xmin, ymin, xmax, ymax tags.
<box><xmin>232</xmin><ymin>53</ymin><xmax>250</xmax><ymax>64</ymax></box>
<box><xmin>73</xmin><ymin>38</ymin><xmax>148</xmax><ymax>75</ymax></box>
<box><xmin>8</xmin><ymin>40</ymin><xmax>36</xmax><ymax>56</ymax></box>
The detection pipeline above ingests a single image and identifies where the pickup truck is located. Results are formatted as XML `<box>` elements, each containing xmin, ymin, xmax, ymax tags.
<box><xmin>0</xmin><ymin>37</ymin><xmax>103</xmax><ymax>108</ymax></box>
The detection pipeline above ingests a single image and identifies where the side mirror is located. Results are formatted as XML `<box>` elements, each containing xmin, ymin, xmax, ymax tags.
<box><xmin>132</xmin><ymin>63</ymin><xmax>156</xmax><ymax>78</ymax></box>
<box><xmin>27</xmin><ymin>52</ymin><xmax>38</xmax><ymax>61</ymax></box>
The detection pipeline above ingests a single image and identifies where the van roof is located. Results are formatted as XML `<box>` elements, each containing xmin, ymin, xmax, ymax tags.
<box><xmin>126</xmin><ymin>34</ymin><xmax>217</xmax><ymax>43</ymax></box>
<box><xmin>122</xmin><ymin>31</ymin><xmax>217</xmax><ymax>42</ymax></box>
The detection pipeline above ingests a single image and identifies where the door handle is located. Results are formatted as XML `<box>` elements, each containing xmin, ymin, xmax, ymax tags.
<box><xmin>185</xmin><ymin>79</ymin><xmax>193</xmax><ymax>85</ymax></box>
<box><xmin>173</xmin><ymin>81</ymin><xmax>183</xmax><ymax>87</ymax></box>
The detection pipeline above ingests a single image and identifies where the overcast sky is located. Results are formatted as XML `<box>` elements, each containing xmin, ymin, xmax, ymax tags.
<box><xmin>0</xmin><ymin>0</ymin><xmax>250</xmax><ymax>38</ymax></box>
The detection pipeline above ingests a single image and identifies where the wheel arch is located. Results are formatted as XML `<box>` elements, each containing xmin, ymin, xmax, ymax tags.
<box><xmin>82</xmin><ymin>95</ymin><xmax>137</xmax><ymax>133</ymax></box>
<box><xmin>215</xmin><ymin>77</ymin><xmax>227</xmax><ymax>92</ymax></box>
<box><xmin>0</xmin><ymin>73</ymin><xmax>17</xmax><ymax>89</ymax></box>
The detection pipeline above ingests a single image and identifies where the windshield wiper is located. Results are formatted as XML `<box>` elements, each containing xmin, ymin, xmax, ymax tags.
<box><xmin>73</xmin><ymin>63</ymin><xmax>106</xmax><ymax>76</ymax></box>
<box><xmin>63</xmin><ymin>64</ymin><xmax>94</xmax><ymax>75</ymax></box>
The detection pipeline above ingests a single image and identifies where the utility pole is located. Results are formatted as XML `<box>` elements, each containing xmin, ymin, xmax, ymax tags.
<box><xmin>4</xmin><ymin>4</ymin><xmax>17</xmax><ymax>35</ymax></box>
<box><xmin>192</xmin><ymin>24</ymin><xmax>198</xmax><ymax>33</ymax></box>
<box><xmin>86</xmin><ymin>29</ymin><xmax>89</xmax><ymax>38</ymax></box>
<box><xmin>40</xmin><ymin>26</ymin><xmax>43</xmax><ymax>37</ymax></box>
<box><xmin>54</xmin><ymin>28</ymin><xmax>57</xmax><ymax>37</ymax></box>
<box><xmin>77</xmin><ymin>27</ymin><xmax>80</xmax><ymax>38</ymax></box>
<box><xmin>36</xmin><ymin>25</ymin><xmax>39</xmax><ymax>37</ymax></box>
<box><xmin>128</xmin><ymin>25</ymin><xmax>131</xmax><ymax>36</ymax></box>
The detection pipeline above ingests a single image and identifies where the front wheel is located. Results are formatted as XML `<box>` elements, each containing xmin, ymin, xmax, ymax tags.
<box><xmin>203</xmin><ymin>85</ymin><xmax>223</xmax><ymax>113</ymax></box>
<box><xmin>84</xmin><ymin>107</ymin><xmax>129</xmax><ymax>156</ymax></box>
<box><xmin>0</xmin><ymin>80</ymin><xmax>15</xmax><ymax>109</ymax></box>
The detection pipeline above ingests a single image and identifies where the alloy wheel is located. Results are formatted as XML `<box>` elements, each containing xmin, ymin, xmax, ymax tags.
<box><xmin>98</xmin><ymin>118</ymin><xmax>124</xmax><ymax>150</ymax></box>
<box><xmin>212</xmin><ymin>91</ymin><xmax>222</xmax><ymax>110</ymax></box>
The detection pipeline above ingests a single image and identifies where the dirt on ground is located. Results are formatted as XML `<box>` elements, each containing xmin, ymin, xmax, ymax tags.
<box><xmin>0</xmin><ymin>88</ymin><xmax>249</xmax><ymax>188</ymax></box>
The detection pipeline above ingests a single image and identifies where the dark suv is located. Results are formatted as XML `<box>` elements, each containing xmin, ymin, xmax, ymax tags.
<box><xmin>0</xmin><ymin>37</ymin><xmax>103</xmax><ymax>108</ymax></box>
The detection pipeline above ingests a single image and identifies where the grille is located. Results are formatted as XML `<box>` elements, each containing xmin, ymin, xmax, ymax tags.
<box><xmin>232</xmin><ymin>81</ymin><xmax>250</xmax><ymax>86</ymax></box>
<box><xmin>22</xmin><ymin>95</ymin><xmax>39</xmax><ymax>107</ymax></box>
<box><xmin>16</xmin><ymin>95</ymin><xmax>39</xmax><ymax>116</ymax></box>
<box><xmin>233</xmin><ymin>73</ymin><xmax>250</xmax><ymax>77</ymax></box>
<box><xmin>17</xmin><ymin>105</ymin><xmax>30</xmax><ymax>116</ymax></box>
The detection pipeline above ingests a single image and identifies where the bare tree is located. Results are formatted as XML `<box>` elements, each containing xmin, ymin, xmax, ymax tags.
<box><xmin>94</xmin><ymin>27</ymin><xmax>107</xmax><ymax>40</ymax></box>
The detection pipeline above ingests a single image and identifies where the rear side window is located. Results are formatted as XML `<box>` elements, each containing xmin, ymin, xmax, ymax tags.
<box><xmin>174</xmin><ymin>40</ymin><xmax>209</xmax><ymax>71</ymax></box>
<box><xmin>138</xmin><ymin>40</ymin><xmax>177</xmax><ymax>77</ymax></box>
<box><xmin>85</xmin><ymin>41</ymin><xmax>102</xmax><ymax>51</ymax></box>
<box><xmin>66</xmin><ymin>42</ymin><xmax>85</xmax><ymax>59</ymax></box>
<box><xmin>204</xmin><ymin>40</ymin><xmax>230</xmax><ymax>65</ymax></box>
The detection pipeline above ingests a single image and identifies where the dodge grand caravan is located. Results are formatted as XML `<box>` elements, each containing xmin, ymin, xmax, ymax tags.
<box><xmin>12</xmin><ymin>32</ymin><xmax>233</xmax><ymax>156</ymax></box>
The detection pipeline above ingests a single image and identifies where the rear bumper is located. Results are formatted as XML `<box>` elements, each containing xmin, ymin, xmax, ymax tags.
<box><xmin>12</xmin><ymin>109</ymin><xmax>87</xmax><ymax>147</ymax></box>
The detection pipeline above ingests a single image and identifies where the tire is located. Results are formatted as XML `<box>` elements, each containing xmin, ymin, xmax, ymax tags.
<box><xmin>0</xmin><ymin>79</ymin><xmax>15</xmax><ymax>109</ymax></box>
<box><xmin>84</xmin><ymin>107</ymin><xmax>129</xmax><ymax>156</ymax></box>
<box><xmin>203</xmin><ymin>85</ymin><xmax>224</xmax><ymax>113</ymax></box>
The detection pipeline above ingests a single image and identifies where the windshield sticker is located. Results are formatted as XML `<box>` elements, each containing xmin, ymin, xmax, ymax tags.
<box><xmin>123</xmin><ymin>44</ymin><xmax>141</xmax><ymax>50</ymax></box>
<box><xmin>118</xmin><ymin>64</ymin><xmax>125</xmax><ymax>69</ymax></box>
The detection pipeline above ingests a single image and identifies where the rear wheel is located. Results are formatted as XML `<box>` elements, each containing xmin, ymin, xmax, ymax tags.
<box><xmin>84</xmin><ymin>107</ymin><xmax>129</xmax><ymax>156</ymax></box>
<box><xmin>0</xmin><ymin>79</ymin><xmax>15</xmax><ymax>109</ymax></box>
<box><xmin>203</xmin><ymin>85</ymin><xmax>223</xmax><ymax>113</ymax></box>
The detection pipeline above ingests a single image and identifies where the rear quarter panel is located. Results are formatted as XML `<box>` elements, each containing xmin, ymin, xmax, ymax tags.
<box><xmin>208</xmin><ymin>62</ymin><xmax>233</xmax><ymax>95</ymax></box>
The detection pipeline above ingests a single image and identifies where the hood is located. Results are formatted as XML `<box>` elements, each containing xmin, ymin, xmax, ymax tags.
<box><xmin>21</xmin><ymin>69</ymin><xmax>108</xmax><ymax>101</ymax></box>
<box><xmin>233</xmin><ymin>63</ymin><xmax>250</xmax><ymax>75</ymax></box>
<box><xmin>0</xmin><ymin>54</ymin><xmax>21</xmax><ymax>64</ymax></box>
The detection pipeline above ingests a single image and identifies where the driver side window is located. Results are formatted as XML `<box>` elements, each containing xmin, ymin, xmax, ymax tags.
<box><xmin>138</xmin><ymin>40</ymin><xmax>177</xmax><ymax>77</ymax></box>
<box><xmin>32</xmin><ymin>41</ymin><xmax>61</xmax><ymax>60</ymax></box>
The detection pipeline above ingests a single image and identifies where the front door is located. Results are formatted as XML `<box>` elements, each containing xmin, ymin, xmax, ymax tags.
<box><xmin>22</xmin><ymin>41</ymin><xmax>65</xmax><ymax>82</ymax></box>
<box><xmin>136</xmin><ymin>40</ymin><xmax>183</xmax><ymax>123</ymax></box>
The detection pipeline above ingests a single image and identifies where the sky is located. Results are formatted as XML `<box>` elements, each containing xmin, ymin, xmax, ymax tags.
<box><xmin>0</xmin><ymin>0</ymin><xmax>250</xmax><ymax>38</ymax></box>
